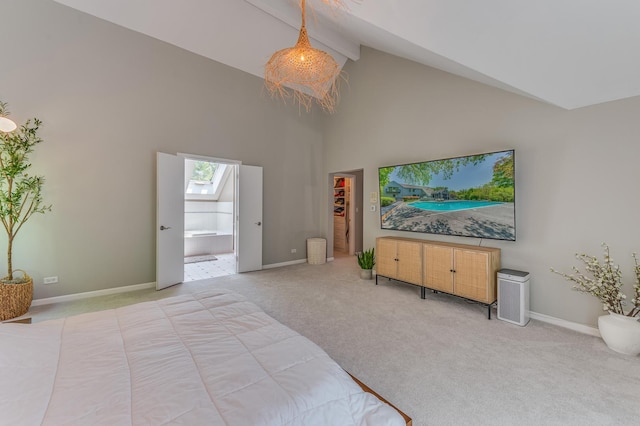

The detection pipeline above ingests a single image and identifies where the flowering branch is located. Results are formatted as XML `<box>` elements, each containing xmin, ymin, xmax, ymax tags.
<box><xmin>630</xmin><ymin>252</ymin><xmax>640</xmax><ymax>317</ymax></box>
<box><xmin>551</xmin><ymin>243</ymin><xmax>640</xmax><ymax>317</ymax></box>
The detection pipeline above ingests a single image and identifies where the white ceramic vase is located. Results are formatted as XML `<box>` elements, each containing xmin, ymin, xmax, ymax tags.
<box><xmin>360</xmin><ymin>269</ymin><xmax>373</xmax><ymax>280</ymax></box>
<box><xmin>597</xmin><ymin>312</ymin><xmax>640</xmax><ymax>356</ymax></box>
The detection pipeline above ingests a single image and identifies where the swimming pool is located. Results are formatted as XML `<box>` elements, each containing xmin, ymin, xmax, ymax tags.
<box><xmin>408</xmin><ymin>200</ymin><xmax>502</xmax><ymax>212</ymax></box>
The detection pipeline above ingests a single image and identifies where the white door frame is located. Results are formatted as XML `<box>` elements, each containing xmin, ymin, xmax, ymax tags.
<box><xmin>179</xmin><ymin>153</ymin><xmax>242</xmax><ymax>167</ymax></box>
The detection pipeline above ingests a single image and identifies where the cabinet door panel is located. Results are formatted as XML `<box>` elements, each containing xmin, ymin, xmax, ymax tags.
<box><xmin>397</xmin><ymin>241</ymin><xmax>423</xmax><ymax>284</ymax></box>
<box><xmin>376</xmin><ymin>238</ymin><xmax>398</xmax><ymax>278</ymax></box>
<box><xmin>454</xmin><ymin>249</ymin><xmax>489</xmax><ymax>302</ymax></box>
<box><xmin>423</xmin><ymin>245</ymin><xmax>454</xmax><ymax>292</ymax></box>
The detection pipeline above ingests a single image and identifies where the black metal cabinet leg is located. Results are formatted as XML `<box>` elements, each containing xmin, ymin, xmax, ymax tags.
<box><xmin>487</xmin><ymin>304</ymin><xmax>491</xmax><ymax>320</ymax></box>
<box><xmin>421</xmin><ymin>287</ymin><xmax>426</xmax><ymax>299</ymax></box>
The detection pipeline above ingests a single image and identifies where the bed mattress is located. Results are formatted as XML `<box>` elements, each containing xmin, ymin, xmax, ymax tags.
<box><xmin>0</xmin><ymin>289</ymin><xmax>404</xmax><ymax>425</ymax></box>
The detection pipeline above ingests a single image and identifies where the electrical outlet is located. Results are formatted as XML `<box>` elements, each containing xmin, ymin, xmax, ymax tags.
<box><xmin>43</xmin><ymin>276</ymin><xmax>58</xmax><ymax>285</ymax></box>
<box><xmin>291</xmin><ymin>248</ymin><xmax>297</xmax><ymax>253</ymax></box>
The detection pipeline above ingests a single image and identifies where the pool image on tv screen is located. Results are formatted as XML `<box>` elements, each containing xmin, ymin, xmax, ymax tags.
<box><xmin>378</xmin><ymin>150</ymin><xmax>515</xmax><ymax>241</ymax></box>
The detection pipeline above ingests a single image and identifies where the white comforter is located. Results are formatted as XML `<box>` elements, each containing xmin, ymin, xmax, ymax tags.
<box><xmin>0</xmin><ymin>289</ymin><xmax>404</xmax><ymax>425</ymax></box>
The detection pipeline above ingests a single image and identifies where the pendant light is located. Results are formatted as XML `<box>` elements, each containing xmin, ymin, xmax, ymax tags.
<box><xmin>265</xmin><ymin>0</ymin><xmax>344</xmax><ymax>113</ymax></box>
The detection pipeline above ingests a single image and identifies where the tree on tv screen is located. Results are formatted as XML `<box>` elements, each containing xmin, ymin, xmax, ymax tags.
<box><xmin>379</xmin><ymin>155</ymin><xmax>488</xmax><ymax>190</ymax></box>
<box><xmin>379</xmin><ymin>152</ymin><xmax>514</xmax><ymax>203</ymax></box>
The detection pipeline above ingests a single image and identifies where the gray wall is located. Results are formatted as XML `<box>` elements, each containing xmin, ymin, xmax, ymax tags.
<box><xmin>0</xmin><ymin>0</ymin><xmax>325</xmax><ymax>299</ymax></box>
<box><xmin>324</xmin><ymin>47</ymin><xmax>640</xmax><ymax>327</ymax></box>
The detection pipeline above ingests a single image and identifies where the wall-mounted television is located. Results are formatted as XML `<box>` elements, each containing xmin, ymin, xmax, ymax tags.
<box><xmin>378</xmin><ymin>149</ymin><xmax>515</xmax><ymax>241</ymax></box>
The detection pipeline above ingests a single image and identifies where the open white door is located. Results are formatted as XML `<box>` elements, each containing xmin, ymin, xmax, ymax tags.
<box><xmin>237</xmin><ymin>165</ymin><xmax>263</xmax><ymax>272</ymax></box>
<box><xmin>156</xmin><ymin>152</ymin><xmax>185</xmax><ymax>290</ymax></box>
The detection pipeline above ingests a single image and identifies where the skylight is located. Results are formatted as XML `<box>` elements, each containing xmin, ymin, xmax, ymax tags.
<box><xmin>185</xmin><ymin>160</ymin><xmax>229</xmax><ymax>200</ymax></box>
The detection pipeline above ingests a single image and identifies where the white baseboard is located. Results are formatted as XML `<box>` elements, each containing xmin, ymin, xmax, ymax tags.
<box><xmin>32</xmin><ymin>282</ymin><xmax>156</xmax><ymax>307</ymax></box>
<box><xmin>31</xmin><ymin>259</ymin><xmax>311</xmax><ymax>306</ymax></box>
<box><xmin>529</xmin><ymin>311</ymin><xmax>600</xmax><ymax>337</ymax></box>
<box><xmin>262</xmin><ymin>259</ymin><xmax>308</xmax><ymax>269</ymax></box>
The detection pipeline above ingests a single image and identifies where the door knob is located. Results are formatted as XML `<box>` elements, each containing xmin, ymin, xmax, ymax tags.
<box><xmin>255</xmin><ymin>221</ymin><xmax>262</xmax><ymax>226</ymax></box>
<box><xmin>160</xmin><ymin>225</ymin><xmax>171</xmax><ymax>230</ymax></box>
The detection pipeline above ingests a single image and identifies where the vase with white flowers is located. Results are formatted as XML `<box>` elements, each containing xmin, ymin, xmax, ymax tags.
<box><xmin>551</xmin><ymin>243</ymin><xmax>640</xmax><ymax>355</ymax></box>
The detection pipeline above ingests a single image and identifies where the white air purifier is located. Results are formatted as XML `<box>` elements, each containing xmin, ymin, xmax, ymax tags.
<box><xmin>497</xmin><ymin>269</ymin><xmax>530</xmax><ymax>326</ymax></box>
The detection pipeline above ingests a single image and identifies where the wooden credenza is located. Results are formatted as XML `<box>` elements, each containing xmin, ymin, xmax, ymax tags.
<box><xmin>375</xmin><ymin>236</ymin><xmax>501</xmax><ymax>318</ymax></box>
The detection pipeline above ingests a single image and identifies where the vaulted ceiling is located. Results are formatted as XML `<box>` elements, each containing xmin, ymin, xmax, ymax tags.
<box><xmin>53</xmin><ymin>0</ymin><xmax>640</xmax><ymax>110</ymax></box>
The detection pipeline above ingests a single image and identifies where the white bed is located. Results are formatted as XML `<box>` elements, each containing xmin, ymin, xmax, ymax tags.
<box><xmin>0</xmin><ymin>289</ymin><xmax>406</xmax><ymax>425</ymax></box>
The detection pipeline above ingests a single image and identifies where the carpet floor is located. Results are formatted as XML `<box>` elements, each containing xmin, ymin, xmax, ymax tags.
<box><xmin>23</xmin><ymin>256</ymin><xmax>640</xmax><ymax>425</ymax></box>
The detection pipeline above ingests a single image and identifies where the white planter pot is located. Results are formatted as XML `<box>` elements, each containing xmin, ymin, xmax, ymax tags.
<box><xmin>597</xmin><ymin>312</ymin><xmax>640</xmax><ymax>356</ymax></box>
<box><xmin>360</xmin><ymin>269</ymin><xmax>373</xmax><ymax>280</ymax></box>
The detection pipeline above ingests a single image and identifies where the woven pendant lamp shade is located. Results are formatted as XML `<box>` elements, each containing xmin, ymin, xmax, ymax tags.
<box><xmin>265</xmin><ymin>0</ymin><xmax>344</xmax><ymax>113</ymax></box>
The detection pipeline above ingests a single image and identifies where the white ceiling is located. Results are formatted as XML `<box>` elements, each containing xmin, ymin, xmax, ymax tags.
<box><xmin>53</xmin><ymin>0</ymin><xmax>640</xmax><ymax>109</ymax></box>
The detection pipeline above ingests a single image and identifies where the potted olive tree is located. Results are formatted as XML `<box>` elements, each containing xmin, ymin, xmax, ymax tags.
<box><xmin>0</xmin><ymin>101</ymin><xmax>51</xmax><ymax>321</ymax></box>
<box><xmin>357</xmin><ymin>248</ymin><xmax>375</xmax><ymax>280</ymax></box>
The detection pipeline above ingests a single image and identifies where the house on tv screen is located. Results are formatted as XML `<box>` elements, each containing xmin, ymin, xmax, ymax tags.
<box><xmin>382</xmin><ymin>181</ymin><xmax>451</xmax><ymax>201</ymax></box>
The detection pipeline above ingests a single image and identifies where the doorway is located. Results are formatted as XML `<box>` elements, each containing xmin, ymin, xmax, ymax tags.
<box><xmin>157</xmin><ymin>152</ymin><xmax>263</xmax><ymax>289</ymax></box>
<box><xmin>183</xmin><ymin>158</ymin><xmax>237</xmax><ymax>281</ymax></box>
<box><xmin>330</xmin><ymin>170</ymin><xmax>363</xmax><ymax>258</ymax></box>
